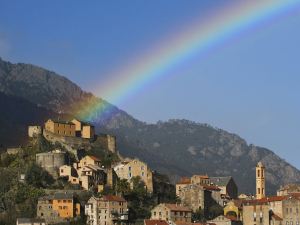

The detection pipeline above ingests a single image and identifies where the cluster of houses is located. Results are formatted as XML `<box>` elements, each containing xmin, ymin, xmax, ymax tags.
<box><xmin>14</xmin><ymin>118</ymin><xmax>300</xmax><ymax>225</ymax></box>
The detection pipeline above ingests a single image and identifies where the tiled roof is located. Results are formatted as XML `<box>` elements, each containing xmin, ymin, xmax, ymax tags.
<box><xmin>88</xmin><ymin>155</ymin><xmax>101</xmax><ymax>161</ymax></box>
<box><xmin>165</xmin><ymin>204</ymin><xmax>192</xmax><ymax>212</ymax></box>
<box><xmin>39</xmin><ymin>192</ymin><xmax>74</xmax><ymax>201</ymax></box>
<box><xmin>202</xmin><ymin>185</ymin><xmax>221</xmax><ymax>191</ymax></box>
<box><xmin>144</xmin><ymin>220</ymin><xmax>169</xmax><ymax>225</ymax></box>
<box><xmin>102</xmin><ymin>195</ymin><xmax>126</xmax><ymax>202</ymax></box>
<box><xmin>243</xmin><ymin>196</ymin><xmax>286</xmax><ymax>205</ymax></box>
<box><xmin>177</xmin><ymin>177</ymin><xmax>191</xmax><ymax>184</ymax></box>
<box><xmin>210</xmin><ymin>177</ymin><xmax>232</xmax><ymax>186</ymax></box>
<box><xmin>192</xmin><ymin>175</ymin><xmax>209</xmax><ymax>179</ymax></box>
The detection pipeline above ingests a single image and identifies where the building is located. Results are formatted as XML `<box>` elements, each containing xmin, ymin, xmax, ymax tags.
<box><xmin>242</xmin><ymin>196</ymin><xmax>285</xmax><ymax>225</ymax></box>
<box><xmin>45</xmin><ymin>119</ymin><xmax>76</xmax><ymax>137</ymax></box>
<box><xmin>191</xmin><ymin>175</ymin><xmax>210</xmax><ymax>186</ymax></box>
<box><xmin>256</xmin><ymin>162</ymin><xmax>266</xmax><ymax>200</ymax></box>
<box><xmin>176</xmin><ymin>177</ymin><xmax>192</xmax><ymax>196</ymax></box>
<box><xmin>208</xmin><ymin>215</ymin><xmax>242</xmax><ymax>225</ymax></box>
<box><xmin>6</xmin><ymin>147</ymin><xmax>22</xmax><ymax>155</ymax></box>
<box><xmin>71</xmin><ymin>119</ymin><xmax>95</xmax><ymax>139</ymax></box>
<box><xmin>37</xmin><ymin>193</ymin><xmax>80</xmax><ymax>224</ymax></box>
<box><xmin>97</xmin><ymin>134</ymin><xmax>117</xmax><ymax>153</ymax></box>
<box><xmin>277</xmin><ymin>184</ymin><xmax>300</xmax><ymax>196</ymax></box>
<box><xmin>36</xmin><ymin>150</ymin><xmax>66</xmax><ymax>178</ymax></box>
<box><xmin>177</xmin><ymin>184</ymin><xmax>213</xmax><ymax>213</ymax></box>
<box><xmin>224</xmin><ymin>200</ymin><xmax>243</xmax><ymax>220</ymax></box>
<box><xmin>151</xmin><ymin>203</ymin><xmax>192</xmax><ymax>223</ymax></box>
<box><xmin>75</xmin><ymin>155</ymin><xmax>102</xmax><ymax>169</ymax></box>
<box><xmin>85</xmin><ymin>195</ymin><xmax>128</xmax><ymax>225</ymax></box>
<box><xmin>210</xmin><ymin>177</ymin><xmax>238</xmax><ymax>199</ymax></box>
<box><xmin>114</xmin><ymin>158</ymin><xmax>153</xmax><ymax>193</ymax></box>
<box><xmin>28</xmin><ymin>126</ymin><xmax>42</xmax><ymax>138</ymax></box>
<box><xmin>282</xmin><ymin>194</ymin><xmax>300</xmax><ymax>225</ymax></box>
<box><xmin>16</xmin><ymin>218</ymin><xmax>46</xmax><ymax>225</ymax></box>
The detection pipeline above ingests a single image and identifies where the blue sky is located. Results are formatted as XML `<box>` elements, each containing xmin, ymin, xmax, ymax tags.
<box><xmin>1</xmin><ymin>1</ymin><xmax>300</xmax><ymax>168</ymax></box>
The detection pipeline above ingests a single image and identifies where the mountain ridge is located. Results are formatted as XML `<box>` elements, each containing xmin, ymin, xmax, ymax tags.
<box><xmin>0</xmin><ymin>57</ymin><xmax>299</xmax><ymax>194</ymax></box>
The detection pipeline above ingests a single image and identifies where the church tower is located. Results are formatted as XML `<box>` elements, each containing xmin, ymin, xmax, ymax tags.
<box><xmin>256</xmin><ymin>161</ymin><xmax>265</xmax><ymax>199</ymax></box>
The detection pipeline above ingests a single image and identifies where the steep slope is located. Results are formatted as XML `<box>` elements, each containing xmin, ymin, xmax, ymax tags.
<box><xmin>0</xmin><ymin>57</ymin><xmax>299</xmax><ymax>194</ymax></box>
<box><xmin>0</xmin><ymin>92</ymin><xmax>59</xmax><ymax>147</ymax></box>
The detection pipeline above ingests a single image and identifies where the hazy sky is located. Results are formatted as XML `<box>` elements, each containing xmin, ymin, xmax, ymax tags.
<box><xmin>1</xmin><ymin>1</ymin><xmax>300</xmax><ymax>168</ymax></box>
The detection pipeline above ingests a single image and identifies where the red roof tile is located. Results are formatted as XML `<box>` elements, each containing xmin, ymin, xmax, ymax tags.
<box><xmin>88</xmin><ymin>155</ymin><xmax>101</xmax><ymax>161</ymax></box>
<box><xmin>243</xmin><ymin>196</ymin><xmax>287</xmax><ymax>205</ymax></box>
<box><xmin>165</xmin><ymin>204</ymin><xmax>192</xmax><ymax>212</ymax></box>
<box><xmin>102</xmin><ymin>195</ymin><xmax>126</xmax><ymax>202</ymax></box>
<box><xmin>202</xmin><ymin>185</ymin><xmax>221</xmax><ymax>191</ymax></box>
<box><xmin>144</xmin><ymin>220</ymin><xmax>169</xmax><ymax>225</ymax></box>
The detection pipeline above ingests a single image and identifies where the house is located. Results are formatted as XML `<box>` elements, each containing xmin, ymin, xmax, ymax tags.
<box><xmin>44</xmin><ymin>119</ymin><xmax>76</xmax><ymax>137</ymax></box>
<box><xmin>71</xmin><ymin>119</ymin><xmax>95</xmax><ymax>139</ymax></box>
<box><xmin>77</xmin><ymin>164</ymin><xmax>106</xmax><ymax>191</ymax></box>
<box><xmin>210</xmin><ymin>177</ymin><xmax>238</xmax><ymax>199</ymax></box>
<box><xmin>114</xmin><ymin>158</ymin><xmax>153</xmax><ymax>193</ymax></box>
<box><xmin>191</xmin><ymin>175</ymin><xmax>210</xmax><ymax>186</ymax></box>
<box><xmin>16</xmin><ymin>218</ymin><xmax>46</xmax><ymax>225</ymax></box>
<box><xmin>208</xmin><ymin>215</ymin><xmax>242</xmax><ymax>225</ymax></box>
<box><xmin>282</xmin><ymin>194</ymin><xmax>300</xmax><ymax>225</ymax></box>
<box><xmin>37</xmin><ymin>193</ymin><xmax>80</xmax><ymax>224</ymax></box>
<box><xmin>151</xmin><ymin>203</ymin><xmax>192</xmax><ymax>223</ymax></box>
<box><xmin>277</xmin><ymin>184</ymin><xmax>300</xmax><ymax>196</ymax></box>
<box><xmin>177</xmin><ymin>184</ymin><xmax>213</xmax><ymax>213</ymax></box>
<box><xmin>242</xmin><ymin>196</ymin><xmax>286</xmax><ymax>225</ymax></box>
<box><xmin>85</xmin><ymin>195</ymin><xmax>128</xmax><ymax>225</ymax></box>
<box><xmin>224</xmin><ymin>200</ymin><xmax>243</xmax><ymax>220</ymax></box>
<box><xmin>176</xmin><ymin>177</ymin><xmax>191</xmax><ymax>196</ymax></box>
<box><xmin>75</xmin><ymin>155</ymin><xmax>101</xmax><ymax>170</ymax></box>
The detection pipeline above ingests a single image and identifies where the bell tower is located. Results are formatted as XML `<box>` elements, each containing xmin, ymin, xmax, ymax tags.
<box><xmin>256</xmin><ymin>161</ymin><xmax>265</xmax><ymax>199</ymax></box>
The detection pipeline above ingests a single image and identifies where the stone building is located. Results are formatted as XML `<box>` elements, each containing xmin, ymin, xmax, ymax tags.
<box><xmin>114</xmin><ymin>158</ymin><xmax>153</xmax><ymax>193</ymax></box>
<box><xmin>45</xmin><ymin>119</ymin><xmax>76</xmax><ymax>137</ymax></box>
<box><xmin>16</xmin><ymin>218</ymin><xmax>46</xmax><ymax>225</ymax></box>
<box><xmin>256</xmin><ymin>162</ymin><xmax>266</xmax><ymax>200</ymax></box>
<box><xmin>224</xmin><ymin>200</ymin><xmax>243</xmax><ymax>220</ymax></box>
<box><xmin>37</xmin><ymin>193</ymin><xmax>80</xmax><ymax>224</ymax></box>
<box><xmin>97</xmin><ymin>134</ymin><xmax>117</xmax><ymax>153</ymax></box>
<box><xmin>277</xmin><ymin>184</ymin><xmax>300</xmax><ymax>196</ymax></box>
<box><xmin>71</xmin><ymin>119</ymin><xmax>95</xmax><ymax>139</ymax></box>
<box><xmin>177</xmin><ymin>184</ymin><xmax>213</xmax><ymax>213</ymax></box>
<box><xmin>191</xmin><ymin>175</ymin><xmax>210</xmax><ymax>185</ymax></box>
<box><xmin>151</xmin><ymin>203</ymin><xmax>192</xmax><ymax>223</ymax></box>
<box><xmin>176</xmin><ymin>177</ymin><xmax>192</xmax><ymax>196</ymax></box>
<box><xmin>28</xmin><ymin>126</ymin><xmax>42</xmax><ymax>138</ymax></box>
<box><xmin>242</xmin><ymin>196</ymin><xmax>285</xmax><ymax>225</ymax></box>
<box><xmin>210</xmin><ymin>176</ymin><xmax>238</xmax><ymax>199</ymax></box>
<box><xmin>282</xmin><ymin>194</ymin><xmax>300</xmax><ymax>225</ymax></box>
<box><xmin>85</xmin><ymin>195</ymin><xmax>128</xmax><ymax>225</ymax></box>
<box><xmin>36</xmin><ymin>150</ymin><xmax>66</xmax><ymax>178</ymax></box>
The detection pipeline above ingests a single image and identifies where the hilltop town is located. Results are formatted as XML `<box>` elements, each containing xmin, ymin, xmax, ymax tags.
<box><xmin>1</xmin><ymin>118</ymin><xmax>300</xmax><ymax>225</ymax></box>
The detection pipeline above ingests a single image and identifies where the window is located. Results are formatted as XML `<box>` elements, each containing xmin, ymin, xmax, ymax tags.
<box><xmin>286</xmin><ymin>208</ymin><xmax>289</xmax><ymax>214</ymax></box>
<box><xmin>141</xmin><ymin>166</ymin><xmax>144</xmax><ymax>170</ymax></box>
<box><xmin>258</xmin><ymin>170</ymin><xmax>260</xmax><ymax>177</ymax></box>
<box><xmin>142</xmin><ymin>172</ymin><xmax>144</xmax><ymax>177</ymax></box>
<box><xmin>262</xmin><ymin>170</ymin><xmax>264</xmax><ymax>177</ymax></box>
<box><xmin>129</xmin><ymin>167</ymin><xmax>131</xmax><ymax>171</ymax></box>
<box><xmin>258</xmin><ymin>188</ymin><xmax>260</xmax><ymax>194</ymax></box>
<box><xmin>262</xmin><ymin>188</ymin><xmax>264</xmax><ymax>194</ymax></box>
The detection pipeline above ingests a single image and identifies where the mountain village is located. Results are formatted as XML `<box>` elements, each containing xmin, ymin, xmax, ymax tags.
<box><xmin>2</xmin><ymin>118</ymin><xmax>299</xmax><ymax>225</ymax></box>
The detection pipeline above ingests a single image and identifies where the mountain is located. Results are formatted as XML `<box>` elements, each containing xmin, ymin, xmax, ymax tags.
<box><xmin>0</xmin><ymin>57</ymin><xmax>299</xmax><ymax>194</ymax></box>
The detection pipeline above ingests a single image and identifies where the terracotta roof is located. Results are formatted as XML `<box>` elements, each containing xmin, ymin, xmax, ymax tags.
<box><xmin>243</xmin><ymin>196</ymin><xmax>287</xmax><ymax>205</ymax></box>
<box><xmin>192</xmin><ymin>175</ymin><xmax>209</xmax><ymax>179</ymax></box>
<box><xmin>165</xmin><ymin>204</ymin><xmax>192</xmax><ymax>212</ymax></box>
<box><xmin>102</xmin><ymin>195</ymin><xmax>126</xmax><ymax>202</ymax></box>
<box><xmin>177</xmin><ymin>177</ymin><xmax>191</xmax><ymax>185</ymax></box>
<box><xmin>144</xmin><ymin>220</ymin><xmax>169</xmax><ymax>225</ymax></box>
<box><xmin>202</xmin><ymin>185</ymin><xmax>221</xmax><ymax>191</ymax></box>
<box><xmin>88</xmin><ymin>155</ymin><xmax>101</xmax><ymax>161</ymax></box>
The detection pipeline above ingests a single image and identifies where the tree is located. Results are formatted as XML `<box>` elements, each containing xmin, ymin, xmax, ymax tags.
<box><xmin>25</xmin><ymin>163</ymin><xmax>54</xmax><ymax>188</ymax></box>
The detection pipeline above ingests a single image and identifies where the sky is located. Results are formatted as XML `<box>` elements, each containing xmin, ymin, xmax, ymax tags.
<box><xmin>1</xmin><ymin>1</ymin><xmax>300</xmax><ymax>168</ymax></box>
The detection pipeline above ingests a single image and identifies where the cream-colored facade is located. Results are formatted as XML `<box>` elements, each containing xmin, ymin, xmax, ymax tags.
<box><xmin>114</xmin><ymin>158</ymin><xmax>153</xmax><ymax>193</ymax></box>
<box><xmin>45</xmin><ymin>119</ymin><xmax>76</xmax><ymax>137</ymax></box>
<box><xmin>191</xmin><ymin>175</ymin><xmax>210</xmax><ymax>185</ymax></box>
<box><xmin>85</xmin><ymin>195</ymin><xmax>128</xmax><ymax>225</ymax></box>
<box><xmin>151</xmin><ymin>203</ymin><xmax>192</xmax><ymax>223</ymax></box>
<box><xmin>256</xmin><ymin>162</ymin><xmax>266</xmax><ymax>199</ymax></box>
<box><xmin>71</xmin><ymin>119</ymin><xmax>95</xmax><ymax>139</ymax></box>
<box><xmin>176</xmin><ymin>177</ymin><xmax>191</xmax><ymax>196</ymax></box>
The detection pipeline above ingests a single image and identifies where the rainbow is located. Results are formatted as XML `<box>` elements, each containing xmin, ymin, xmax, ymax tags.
<box><xmin>78</xmin><ymin>1</ymin><xmax>300</xmax><ymax>121</ymax></box>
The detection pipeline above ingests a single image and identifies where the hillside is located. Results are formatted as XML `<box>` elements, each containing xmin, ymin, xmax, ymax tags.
<box><xmin>0</xmin><ymin>57</ymin><xmax>299</xmax><ymax>194</ymax></box>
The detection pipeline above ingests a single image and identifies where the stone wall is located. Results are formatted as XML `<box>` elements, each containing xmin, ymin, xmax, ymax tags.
<box><xmin>36</xmin><ymin>151</ymin><xmax>66</xmax><ymax>178</ymax></box>
<box><xmin>28</xmin><ymin>126</ymin><xmax>42</xmax><ymax>138</ymax></box>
